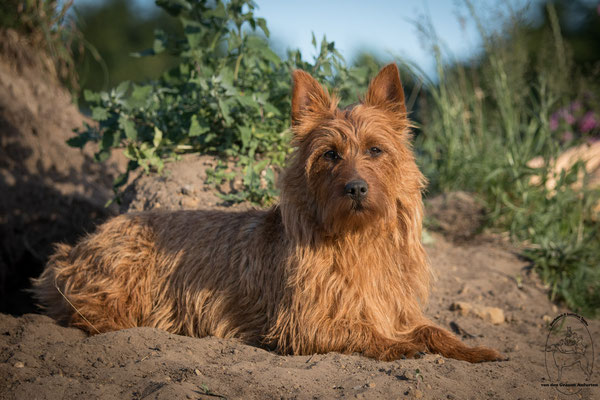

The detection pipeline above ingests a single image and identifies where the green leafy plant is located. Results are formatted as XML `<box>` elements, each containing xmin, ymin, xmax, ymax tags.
<box><xmin>414</xmin><ymin>1</ymin><xmax>600</xmax><ymax>316</ymax></box>
<box><xmin>68</xmin><ymin>0</ymin><xmax>371</xmax><ymax>206</ymax></box>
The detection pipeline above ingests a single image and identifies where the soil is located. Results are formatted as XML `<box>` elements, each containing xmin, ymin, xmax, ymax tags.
<box><xmin>0</xmin><ymin>30</ymin><xmax>126</xmax><ymax>314</ymax></box>
<box><xmin>119</xmin><ymin>154</ymin><xmax>250</xmax><ymax>214</ymax></box>
<box><xmin>424</xmin><ymin>191</ymin><xmax>486</xmax><ymax>242</ymax></box>
<box><xmin>1</xmin><ymin>30</ymin><xmax>599</xmax><ymax>400</ymax></box>
<box><xmin>2</xmin><ymin>229</ymin><xmax>599</xmax><ymax>399</ymax></box>
<box><xmin>3</xmin><ymin>156</ymin><xmax>600</xmax><ymax>399</ymax></box>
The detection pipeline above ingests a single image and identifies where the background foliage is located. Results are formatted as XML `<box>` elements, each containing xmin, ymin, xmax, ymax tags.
<box><xmin>0</xmin><ymin>0</ymin><xmax>81</xmax><ymax>89</ymax></box>
<box><xmin>73</xmin><ymin>0</ymin><xmax>181</xmax><ymax>94</ymax></box>
<box><xmin>69</xmin><ymin>0</ymin><xmax>387</xmax><ymax>205</ymax></box>
<box><xmin>413</xmin><ymin>1</ymin><xmax>600</xmax><ymax>316</ymax></box>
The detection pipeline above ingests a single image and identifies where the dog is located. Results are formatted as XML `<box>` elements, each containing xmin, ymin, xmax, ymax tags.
<box><xmin>32</xmin><ymin>64</ymin><xmax>502</xmax><ymax>363</ymax></box>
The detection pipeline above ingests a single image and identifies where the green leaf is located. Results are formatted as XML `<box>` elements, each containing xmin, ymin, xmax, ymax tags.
<box><xmin>265</xmin><ymin>167</ymin><xmax>275</xmax><ymax>184</ymax></box>
<box><xmin>246</xmin><ymin>35</ymin><xmax>266</xmax><ymax>50</ymax></box>
<box><xmin>253</xmin><ymin>159</ymin><xmax>269</xmax><ymax>174</ymax></box>
<box><xmin>119</xmin><ymin>115</ymin><xmax>137</xmax><ymax>141</ymax></box>
<box><xmin>188</xmin><ymin>115</ymin><xmax>209</xmax><ymax>137</ymax></box>
<box><xmin>67</xmin><ymin>132</ymin><xmax>91</xmax><ymax>148</ymax></box>
<box><xmin>228</xmin><ymin>32</ymin><xmax>242</xmax><ymax>52</ymax></box>
<box><xmin>153</xmin><ymin>126</ymin><xmax>163</xmax><ymax>147</ymax></box>
<box><xmin>256</xmin><ymin>18</ymin><xmax>269</xmax><ymax>37</ymax></box>
<box><xmin>83</xmin><ymin>89</ymin><xmax>101</xmax><ymax>103</ymax></box>
<box><xmin>204</xmin><ymin>132</ymin><xmax>217</xmax><ymax>144</ymax></box>
<box><xmin>114</xmin><ymin>81</ymin><xmax>130</xmax><ymax>98</ymax></box>
<box><xmin>95</xmin><ymin>149</ymin><xmax>110</xmax><ymax>163</ymax></box>
<box><xmin>129</xmin><ymin>84</ymin><xmax>153</xmax><ymax>108</ymax></box>
<box><xmin>92</xmin><ymin>107</ymin><xmax>109</xmax><ymax>121</ymax></box>
<box><xmin>218</xmin><ymin>98</ymin><xmax>233</xmax><ymax>125</ymax></box>
<box><xmin>101</xmin><ymin>130</ymin><xmax>120</xmax><ymax>151</ymax></box>
<box><xmin>183</xmin><ymin>19</ymin><xmax>205</xmax><ymax>49</ymax></box>
<box><xmin>205</xmin><ymin>1</ymin><xmax>226</xmax><ymax>18</ymax></box>
<box><xmin>236</xmin><ymin>94</ymin><xmax>259</xmax><ymax>109</ymax></box>
<box><xmin>262</xmin><ymin>101</ymin><xmax>281</xmax><ymax>116</ymax></box>
<box><xmin>219</xmin><ymin>67</ymin><xmax>235</xmax><ymax>91</ymax></box>
<box><xmin>239</xmin><ymin>125</ymin><xmax>252</xmax><ymax>149</ymax></box>
<box><xmin>124</xmin><ymin>143</ymin><xmax>138</xmax><ymax>160</ymax></box>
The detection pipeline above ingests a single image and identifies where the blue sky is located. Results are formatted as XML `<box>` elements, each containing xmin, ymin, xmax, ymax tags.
<box><xmin>76</xmin><ymin>0</ymin><xmax>548</xmax><ymax>77</ymax></box>
<box><xmin>252</xmin><ymin>0</ymin><xmax>503</xmax><ymax>74</ymax></box>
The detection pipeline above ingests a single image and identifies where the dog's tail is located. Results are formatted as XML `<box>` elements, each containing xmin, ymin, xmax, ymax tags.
<box><xmin>362</xmin><ymin>323</ymin><xmax>503</xmax><ymax>363</ymax></box>
<box><xmin>399</xmin><ymin>324</ymin><xmax>504</xmax><ymax>363</ymax></box>
<box><xmin>30</xmin><ymin>243</ymin><xmax>75</xmax><ymax>321</ymax></box>
<box><xmin>31</xmin><ymin>243</ymin><xmax>105</xmax><ymax>334</ymax></box>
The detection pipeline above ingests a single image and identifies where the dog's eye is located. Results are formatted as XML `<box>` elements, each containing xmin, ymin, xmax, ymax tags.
<box><xmin>323</xmin><ymin>150</ymin><xmax>340</xmax><ymax>160</ymax></box>
<box><xmin>368</xmin><ymin>147</ymin><xmax>382</xmax><ymax>157</ymax></box>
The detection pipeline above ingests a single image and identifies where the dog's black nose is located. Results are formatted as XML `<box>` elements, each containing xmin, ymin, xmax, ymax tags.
<box><xmin>344</xmin><ymin>179</ymin><xmax>368</xmax><ymax>201</ymax></box>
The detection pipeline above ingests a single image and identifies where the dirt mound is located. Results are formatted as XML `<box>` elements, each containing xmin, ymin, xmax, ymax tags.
<box><xmin>2</xmin><ymin>150</ymin><xmax>599</xmax><ymax>398</ymax></box>
<box><xmin>0</xmin><ymin>29</ymin><xmax>124</xmax><ymax>314</ymax></box>
<box><xmin>425</xmin><ymin>191</ymin><xmax>486</xmax><ymax>242</ymax></box>
<box><xmin>120</xmin><ymin>154</ymin><xmax>250</xmax><ymax>214</ymax></box>
<box><xmin>2</xmin><ymin>233</ymin><xmax>598</xmax><ymax>399</ymax></box>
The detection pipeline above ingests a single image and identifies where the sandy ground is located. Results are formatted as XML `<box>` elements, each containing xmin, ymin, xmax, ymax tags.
<box><xmin>1</xmin><ymin>227</ymin><xmax>599</xmax><ymax>399</ymax></box>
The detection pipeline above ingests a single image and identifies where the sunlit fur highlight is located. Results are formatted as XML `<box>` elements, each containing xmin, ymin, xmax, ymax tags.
<box><xmin>32</xmin><ymin>64</ymin><xmax>502</xmax><ymax>363</ymax></box>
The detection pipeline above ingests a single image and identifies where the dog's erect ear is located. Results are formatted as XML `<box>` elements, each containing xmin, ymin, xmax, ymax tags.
<box><xmin>364</xmin><ymin>63</ymin><xmax>406</xmax><ymax>115</ymax></box>
<box><xmin>291</xmin><ymin>70</ymin><xmax>332</xmax><ymax>126</ymax></box>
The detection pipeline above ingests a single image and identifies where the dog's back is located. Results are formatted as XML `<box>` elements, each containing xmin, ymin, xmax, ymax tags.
<box><xmin>33</xmin><ymin>208</ymin><xmax>287</xmax><ymax>342</ymax></box>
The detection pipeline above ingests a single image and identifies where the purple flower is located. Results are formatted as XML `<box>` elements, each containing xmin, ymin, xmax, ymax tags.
<box><xmin>570</xmin><ymin>101</ymin><xmax>582</xmax><ymax>113</ymax></box>
<box><xmin>556</xmin><ymin>108</ymin><xmax>575</xmax><ymax>125</ymax></box>
<box><xmin>579</xmin><ymin>111</ymin><xmax>597</xmax><ymax>133</ymax></box>
<box><xmin>549</xmin><ymin>113</ymin><xmax>559</xmax><ymax>131</ymax></box>
<box><xmin>561</xmin><ymin>131</ymin><xmax>574</xmax><ymax>142</ymax></box>
<box><xmin>563</xmin><ymin>112</ymin><xmax>576</xmax><ymax>125</ymax></box>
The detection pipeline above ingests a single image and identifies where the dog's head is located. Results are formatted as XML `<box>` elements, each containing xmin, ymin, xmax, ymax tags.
<box><xmin>281</xmin><ymin>64</ymin><xmax>426</xmax><ymax>239</ymax></box>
